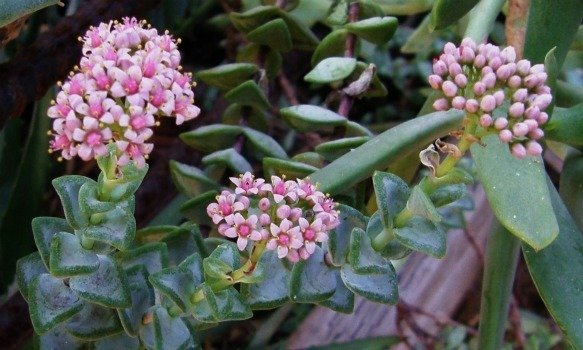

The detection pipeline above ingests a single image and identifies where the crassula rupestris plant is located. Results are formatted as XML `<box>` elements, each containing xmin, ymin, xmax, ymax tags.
<box><xmin>11</xmin><ymin>0</ymin><xmax>583</xmax><ymax>348</ymax></box>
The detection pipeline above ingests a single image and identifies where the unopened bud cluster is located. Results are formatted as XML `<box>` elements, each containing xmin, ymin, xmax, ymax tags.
<box><xmin>207</xmin><ymin>173</ymin><xmax>340</xmax><ymax>262</ymax></box>
<box><xmin>48</xmin><ymin>17</ymin><xmax>200</xmax><ymax>167</ymax></box>
<box><xmin>429</xmin><ymin>38</ymin><xmax>551</xmax><ymax>158</ymax></box>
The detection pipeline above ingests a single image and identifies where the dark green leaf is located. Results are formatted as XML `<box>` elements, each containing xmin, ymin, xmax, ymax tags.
<box><xmin>318</xmin><ymin>270</ymin><xmax>354</xmax><ymax>313</ymax></box>
<box><xmin>310</xmin><ymin>110</ymin><xmax>464</xmax><ymax>194</ymax></box>
<box><xmin>373</xmin><ymin>171</ymin><xmax>410</xmax><ymax>231</ymax></box>
<box><xmin>560</xmin><ymin>151</ymin><xmax>583</xmax><ymax>229</ymax></box>
<box><xmin>394</xmin><ymin>216</ymin><xmax>446</xmax><ymax>258</ymax></box>
<box><xmin>222</xmin><ymin>103</ymin><xmax>268</xmax><ymax>132</ymax></box>
<box><xmin>345</xmin><ymin>17</ymin><xmax>398</xmax><ymax>45</ymax></box>
<box><xmin>179</xmin><ymin>124</ymin><xmax>242</xmax><ymax>153</ymax></box>
<box><xmin>202</xmin><ymin>148</ymin><xmax>253</xmax><ymax>174</ymax></box>
<box><xmin>366</xmin><ymin>211</ymin><xmax>411</xmax><ymax>259</ymax></box>
<box><xmin>94</xmin><ymin>332</ymin><xmax>139</xmax><ymax>350</ymax></box>
<box><xmin>523</xmin><ymin>178</ymin><xmax>583</xmax><ymax>347</ymax></box>
<box><xmin>277</xmin><ymin>10</ymin><xmax>320</xmax><ymax>50</ymax></box>
<box><xmin>49</xmin><ymin>231</ymin><xmax>99</xmax><ymax>277</ymax></box>
<box><xmin>311</xmin><ymin>29</ymin><xmax>349</xmax><ymax>65</ymax></box>
<box><xmin>169</xmin><ymin>160</ymin><xmax>219</xmax><ymax>198</ymax></box>
<box><xmin>64</xmin><ymin>302</ymin><xmax>123</xmax><ymax>340</ymax></box>
<box><xmin>16</xmin><ymin>252</ymin><xmax>47</xmax><ymax>302</ymax></box>
<box><xmin>196</xmin><ymin>63</ymin><xmax>258</xmax><ymax>91</ymax></box>
<box><xmin>82</xmin><ymin>199</ymin><xmax>136</xmax><ymax>251</ymax></box>
<box><xmin>242</xmin><ymin>127</ymin><xmax>289</xmax><ymax>160</ymax></box>
<box><xmin>78</xmin><ymin>181</ymin><xmax>116</xmax><ymax>216</ymax></box>
<box><xmin>471</xmin><ymin>135</ymin><xmax>558</xmax><ymax>250</ymax></box>
<box><xmin>97</xmin><ymin>161</ymin><xmax>148</xmax><ymax>202</ymax></box>
<box><xmin>229</xmin><ymin>6</ymin><xmax>280</xmax><ymax>33</ymax></box>
<box><xmin>406</xmin><ymin>185</ymin><xmax>441</xmax><ymax>223</ymax></box>
<box><xmin>430</xmin><ymin>184</ymin><xmax>468</xmax><ymax>207</ymax></box>
<box><xmin>32</xmin><ymin>216</ymin><xmax>72</xmax><ymax>269</ymax></box>
<box><xmin>180</xmin><ymin>191</ymin><xmax>218</xmax><ymax>226</ymax></box>
<box><xmin>289</xmin><ymin>246</ymin><xmax>337</xmax><ymax>303</ymax></box>
<box><xmin>52</xmin><ymin>176</ymin><xmax>91</xmax><ymax>229</ymax></box>
<box><xmin>240</xmin><ymin>250</ymin><xmax>291</xmax><ymax>309</ymax></box>
<box><xmin>36</xmin><ymin>325</ymin><xmax>86</xmax><ymax>350</ymax></box>
<box><xmin>139</xmin><ymin>306</ymin><xmax>194</xmax><ymax>350</ymax></box>
<box><xmin>263</xmin><ymin>157</ymin><xmax>319</xmax><ymax>179</ymax></box>
<box><xmin>116</xmin><ymin>242</ymin><xmax>170</xmax><ymax>275</ymax></box>
<box><xmin>349</xmin><ymin>228</ymin><xmax>391</xmax><ymax>273</ymax></box>
<box><xmin>225</xmin><ymin>80</ymin><xmax>270</xmax><ymax>110</ymax></box>
<box><xmin>117</xmin><ymin>265</ymin><xmax>155</xmax><ymax>337</ymax></box>
<box><xmin>401</xmin><ymin>15</ymin><xmax>436</xmax><ymax>54</ymax></box>
<box><xmin>375</xmin><ymin>0</ymin><xmax>433</xmax><ymax>15</ymax></box>
<box><xmin>430</xmin><ymin>0</ymin><xmax>479</xmax><ymax>30</ymax></box>
<box><xmin>161</xmin><ymin>225</ymin><xmax>207</xmax><ymax>266</ymax></box>
<box><xmin>280</xmin><ymin>104</ymin><xmax>347</xmax><ymax>132</ymax></box>
<box><xmin>69</xmin><ymin>255</ymin><xmax>131</xmax><ymax>308</ymax></box>
<box><xmin>304</xmin><ymin>57</ymin><xmax>357</xmax><ymax>83</ymax></box>
<box><xmin>327</xmin><ymin>204</ymin><xmax>368</xmax><ymax>266</ymax></box>
<box><xmin>340</xmin><ymin>263</ymin><xmax>398</xmax><ymax>304</ymax></box>
<box><xmin>545</xmin><ymin>104</ymin><xmax>583</xmax><ymax>147</ymax></box>
<box><xmin>28</xmin><ymin>273</ymin><xmax>83</xmax><ymax>334</ymax></box>
<box><xmin>315</xmin><ymin>136</ymin><xmax>370</xmax><ymax>161</ymax></box>
<box><xmin>247</xmin><ymin>18</ymin><xmax>292</xmax><ymax>52</ymax></box>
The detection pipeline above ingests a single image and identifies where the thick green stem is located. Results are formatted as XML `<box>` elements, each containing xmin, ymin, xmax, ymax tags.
<box><xmin>372</xmin><ymin>227</ymin><xmax>395</xmax><ymax>251</ymax></box>
<box><xmin>478</xmin><ymin>220</ymin><xmax>521</xmax><ymax>350</ymax></box>
<box><xmin>464</xmin><ymin>0</ymin><xmax>507</xmax><ymax>42</ymax></box>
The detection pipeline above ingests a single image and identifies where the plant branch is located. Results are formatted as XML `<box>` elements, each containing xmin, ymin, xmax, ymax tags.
<box><xmin>505</xmin><ymin>0</ymin><xmax>530</xmax><ymax>59</ymax></box>
<box><xmin>464</xmin><ymin>0</ymin><xmax>506</xmax><ymax>43</ymax></box>
<box><xmin>337</xmin><ymin>2</ymin><xmax>360</xmax><ymax>118</ymax></box>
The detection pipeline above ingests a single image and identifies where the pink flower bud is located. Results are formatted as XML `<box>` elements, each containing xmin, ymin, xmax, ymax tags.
<box><xmin>524</xmin><ymin>119</ymin><xmax>538</xmax><ymax>131</ymax></box>
<box><xmin>526</xmin><ymin>141</ymin><xmax>543</xmax><ymax>156</ymax></box>
<box><xmin>530</xmin><ymin>64</ymin><xmax>545</xmax><ymax>74</ymax></box>
<box><xmin>494</xmin><ymin>117</ymin><xmax>509</xmax><ymax>130</ymax></box>
<box><xmin>276</xmin><ymin>205</ymin><xmax>291</xmax><ymax>219</ymax></box>
<box><xmin>496</xmin><ymin>65</ymin><xmax>512</xmax><ymax>80</ymax></box>
<box><xmin>482</xmin><ymin>72</ymin><xmax>497</xmax><ymax>89</ymax></box>
<box><xmin>481</xmin><ymin>66</ymin><xmax>494</xmax><ymax>76</ymax></box>
<box><xmin>493</xmin><ymin>90</ymin><xmax>505</xmax><ymax>106</ymax></box>
<box><xmin>444</xmin><ymin>42</ymin><xmax>457</xmax><ymax>55</ymax></box>
<box><xmin>218</xmin><ymin>223</ymin><xmax>229</xmax><ymax>235</ymax></box>
<box><xmin>501</xmin><ymin>46</ymin><xmax>517</xmax><ymax>63</ymax></box>
<box><xmin>525</xmin><ymin>106</ymin><xmax>540</xmax><ymax>120</ymax></box>
<box><xmin>480</xmin><ymin>114</ymin><xmax>493</xmax><ymax>128</ymax></box>
<box><xmin>538</xmin><ymin>112</ymin><xmax>549</xmax><ymax>124</ymax></box>
<box><xmin>465</xmin><ymin>99</ymin><xmax>479</xmax><ymax>113</ymax></box>
<box><xmin>513</xmin><ymin>88</ymin><xmax>528</xmax><ymax>102</ymax></box>
<box><xmin>428</xmin><ymin>75</ymin><xmax>443</xmax><ymax>89</ymax></box>
<box><xmin>509</xmin><ymin>102</ymin><xmax>525</xmax><ymax>118</ymax></box>
<box><xmin>516</xmin><ymin>60</ymin><xmax>531</xmax><ymax>75</ymax></box>
<box><xmin>454</xmin><ymin>74</ymin><xmax>468</xmax><ymax>88</ymax></box>
<box><xmin>290</xmin><ymin>208</ymin><xmax>302</xmax><ymax>221</ymax></box>
<box><xmin>461</xmin><ymin>37</ymin><xmax>477</xmax><ymax>50</ymax></box>
<box><xmin>513</xmin><ymin>122</ymin><xmax>529</xmax><ymax>137</ymax></box>
<box><xmin>259</xmin><ymin>213</ymin><xmax>271</xmax><ymax>226</ymax></box>
<box><xmin>480</xmin><ymin>95</ymin><xmax>496</xmax><ymax>112</ymax></box>
<box><xmin>461</xmin><ymin>46</ymin><xmax>475</xmax><ymax>63</ymax></box>
<box><xmin>474</xmin><ymin>54</ymin><xmax>486</xmax><ymax>68</ymax></box>
<box><xmin>443</xmin><ymin>53</ymin><xmax>457</xmax><ymax>66</ymax></box>
<box><xmin>537</xmin><ymin>85</ymin><xmax>551</xmax><ymax>94</ymax></box>
<box><xmin>535</xmin><ymin>72</ymin><xmax>548</xmax><ymax>84</ymax></box>
<box><xmin>532</xmin><ymin>94</ymin><xmax>552</xmax><ymax>110</ymax></box>
<box><xmin>442</xmin><ymin>81</ymin><xmax>458</xmax><ymax>97</ymax></box>
<box><xmin>449</xmin><ymin>63</ymin><xmax>462</xmax><ymax>77</ymax></box>
<box><xmin>524</xmin><ymin>74</ymin><xmax>540</xmax><ymax>89</ymax></box>
<box><xmin>499</xmin><ymin>129</ymin><xmax>513</xmax><ymax>143</ymax></box>
<box><xmin>433</xmin><ymin>98</ymin><xmax>449</xmax><ymax>111</ymax></box>
<box><xmin>452</xmin><ymin>96</ymin><xmax>466</xmax><ymax>109</ymax></box>
<box><xmin>259</xmin><ymin>197</ymin><xmax>271</xmax><ymax>211</ymax></box>
<box><xmin>529</xmin><ymin>128</ymin><xmax>544</xmax><ymax>140</ymax></box>
<box><xmin>512</xmin><ymin>143</ymin><xmax>527</xmax><ymax>159</ymax></box>
<box><xmin>239</xmin><ymin>196</ymin><xmax>250</xmax><ymax>208</ymax></box>
<box><xmin>433</xmin><ymin>60</ymin><xmax>448</xmax><ymax>76</ymax></box>
<box><xmin>489</xmin><ymin>56</ymin><xmax>502</xmax><ymax>70</ymax></box>
<box><xmin>473</xmin><ymin>82</ymin><xmax>486</xmax><ymax>96</ymax></box>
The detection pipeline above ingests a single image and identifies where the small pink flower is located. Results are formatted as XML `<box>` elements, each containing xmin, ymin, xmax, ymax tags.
<box><xmin>313</xmin><ymin>196</ymin><xmax>339</xmax><ymax>229</ymax></box>
<box><xmin>224</xmin><ymin>213</ymin><xmax>262</xmax><ymax>251</ymax></box>
<box><xmin>298</xmin><ymin>218</ymin><xmax>327</xmax><ymax>260</ymax></box>
<box><xmin>206</xmin><ymin>191</ymin><xmax>246</xmax><ymax>224</ymax></box>
<box><xmin>230</xmin><ymin>172</ymin><xmax>265</xmax><ymax>195</ymax></box>
<box><xmin>266</xmin><ymin>219</ymin><xmax>303</xmax><ymax>261</ymax></box>
<box><xmin>263</xmin><ymin>176</ymin><xmax>298</xmax><ymax>203</ymax></box>
<box><xmin>72</xmin><ymin>117</ymin><xmax>112</xmax><ymax>160</ymax></box>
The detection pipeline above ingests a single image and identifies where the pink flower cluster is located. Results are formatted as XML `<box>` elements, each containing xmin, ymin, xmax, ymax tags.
<box><xmin>206</xmin><ymin>173</ymin><xmax>340</xmax><ymax>262</ymax></box>
<box><xmin>429</xmin><ymin>38</ymin><xmax>551</xmax><ymax>158</ymax></box>
<box><xmin>48</xmin><ymin>18</ymin><xmax>200</xmax><ymax>167</ymax></box>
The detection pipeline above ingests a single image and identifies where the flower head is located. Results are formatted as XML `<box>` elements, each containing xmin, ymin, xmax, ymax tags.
<box><xmin>48</xmin><ymin>17</ymin><xmax>200</xmax><ymax>167</ymax></box>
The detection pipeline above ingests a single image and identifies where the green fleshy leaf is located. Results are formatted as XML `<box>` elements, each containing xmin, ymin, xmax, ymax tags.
<box><xmin>169</xmin><ymin>160</ymin><xmax>219</xmax><ymax>198</ymax></box>
<box><xmin>304</xmin><ymin>57</ymin><xmax>357</xmax><ymax>84</ymax></box>
<box><xmin>310</xmin><ymin>110</ymin><xmax>464</xmax><ymax>194</ymax></box>
<box><xmin>346</xmin><ymin>121</ymin><xmax>374</xmax><ymax>137</ymax></box>
<box><xmin>242</xmin><ymin>127</ymin><xmax>289</xmax><ymax>160</ymax></box>
<box><xmin>179</xmin><ymin>124</ymin><xmax>243</xmax><ymax>153</ymax></box>
<box><xmin>289</xmin><ymin>246</ymin><xmax>337</xmax><ymax>303</ymax></box>
<box><xmin>247</xmin><ymin>18</ymin><xmax>292</xmax><ymax>52</ymax></box>
<box><xmin>394</xmin><ymin>216</ymin><xmax>446</xmax><ymax>258</ymax></box>
<box><xmin>225</xmin><ymin>80</ymin><xmax>270</xmax><ymax>110</ymax></box>
<box><xmin>373</xmin><ymin>171</ymin><xmax>410</xmax><ymax>231</ymax></box>
<box><xmin>94</xmin><ymin>332</ymin><xmax>140</xmax><ymax>350</ymax></box>
<box><xmin>236</xmin><ymin>43</ymin><xmax>283</xmax><ymax>80</ymax></box>
<box><xmin>28</xmin><ymin>273</ymin><xmax>83</xmax><ymax>334</ymax></box>
<box><xmin>149</xmin><ymin>253</ymin><xmax>204</xmax><ymax>313</ymax></box>
<box><xmin>311</xmin><ymin>29</ymin><xmax>349</xmax><ymax>65</ymax></box>
<box><xmin>180</xmin><ymin>190</ymin><xmax>218</xmax><ymax>226</ymax></box>
<box><xmin>196</xmin><ymin>63</ymin><xmax>258</xmax><ymax>91</ymax></box>
<box><xmin>139</xmin><ymin>306</ymin><xmax>194</xmax><ymax>350</ymax></box>
<box><xmin>64</xmin><ymin>302</ymin><xmax>123</xmax><ymax>340</ymax></box>
<box><xmin>560</xmin><ymin>152</ymin><xmax>583</xmax><ymax>229</ymax></box>
<box><xmin>69</xmin><ymin>255</ymin><xmax>131</xmax><ymax>308</ymax></box>
<box><xmin>430</xmin><ymin>184</ymin><xmax>468</xmax><ymax>207</ymax></box>
<box><xmin>98</xmin><ymin>163</ymin><xmax>148</xmax><ymax>202</ymax></box>
<box><xmin>202</xmin><ymin>148</ymin><xmax>253</xmax><ymax>174</ymax></box>
<box><xmin>263</xmin><ymin>157</ymin><xmax>319</xmax><ymax>179</ymax></box>
<box><xmin>117</xmin><ymin>265</ymin><xmax>155</xmax><ymax>337</ymax></box>
<box><xmin>192</xmin><ymin>284</ymin><xmax>252</xmax><ymax>322</ymax></box>
<box><xmin>471</xmin><ymin>135</ymin><xmax>558</xmax><ymax>250</ymax></box>
<box><xmin>49</xmin><ymin>231</ymin><xmax>99</xmax><ymax>277</ymax></box>
<box><xmin>366</xmin><ymin>211</ymin><xmax>411</xmax><ymax>260</ymax></box>
<box><xmin>203</xmin><ymin>243</ymin><xmax>241</xmax><ymax>288</ymax></box>
<box><xmin>401</xmin><ymin>14</ymin><xmax>436</xmax><ymax>54</ymax></box>
<box><xmin>136</xmin><ymin>225</ymin><xmax>178</xmax><ymax>244</ymax></box>
<box><xmin>78</xmin><ymin>181</ymin><xmax>116</xmax><ymax>217</ymax></box>
<box><xmin>240</xmin><ymin>250</ymin><xmax>291</xmax><ymax>309</ymax></box>
<box><xmin>327</xmin><ymin>204</ymin><xmax>368</xmax><ymax>266</ymax></box>
<box><xmin>82</xmin><ymin>199</ymin><xmax>136</xmax><ymax>251</ymax></box>
<box><xmin>430</xmin><ymin>0</ymin><xmax>479</xmax><ymax>30</ymax></box>
<box><xmin>36</xmin><ymin>325</ymin><xmax>86</xmax><ymax>350</ymax></box>
<box><xmin>291</xmin><ymin>152</ymin><xmax>325</xmax><ymax>168</ymax></box>
<box><xmin>315</xmin><ymin>137</ymin><xmax>370</xmax><ymax>162</ymax></box>
<box><xmin>32</xmin><ymin>216</ymin><xmax>72</xmax><ymax>269</ymax></box>
<box><xmin>161</xmin><ymin>225</ymin><xmax>208</xmax><ymax>266</ymax></box>
<box><xmin>407</xmin><ymin>185</ymin><xmax>441</xmax><ymax>223</ymax></box>
<box><xmin>523</xmin><ymin>178</ymin><xmax>583</xmax><ymax>347</ymax></box>
<box><xmin>545</xmin><ymin>104</ymin><xmax>583</xmax><ymax>147</ymax></box>
<box><xmin>52</xmin><ymin>176</ymin><xmax>91</xmax><ymax>229</ymax></box>
<box><xmin>349</xmin><ymin>228</ymin><xmax>391</xmax><ymax>273</ymax></box>
<box><xmin>237</xmin><ymin>247</ymin><xmax>269</xmax><ymax>284</ymax></box>
<box><xmin>318</xmin><ymin>270</ymin><xmax>355</xmax><ymax>314</ymax></box>
<box><xmin>182</xmin><ymin>316</ymin><xmax>217</xmax><ymax>332</ymax></box>
<box><xmin>222</xmin><ymin>103</ymin><xmax>268</xmax><ymax>132</ymax></box>
<box><xmin>16</xmin><ymin>252</ymin><xmax>48</xmax><ymax>302</ymax></box>
<box><xmin>375</xmin><ymin>0</ymin><xmax>433</xmax><ymax>15</ymax></box>
<box><xmin>324</xmin><ymin>0</ymin><xmax>348</xmax><ymax>26</ymax></box>
<box><xmin>340</xmin><ymin>263</ymin><xmax>398</xmax><ymax>304</ymax></box>
<box><xmin>345</xmin><ymin>17</ymin><xmax>398</xmax><ymax>45</ymax></box>
<box><xmin>280</xmin><ymin>104</ymin><xmax>347</xmax><ymax>132</ymax></box>
<box><xmin>116</xmin><ymin>242</ymin><xmax>170</xmax><ymax>275</ymax></box>
<box><xmin>229</xmin><ymin>6</ymin><xmax>280</xmax><ymax>33</ymax></box>
<box><xmin>278</xmin><ymin>10</ymin><xmax>319</xmax><ymax>50</ymax></box>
